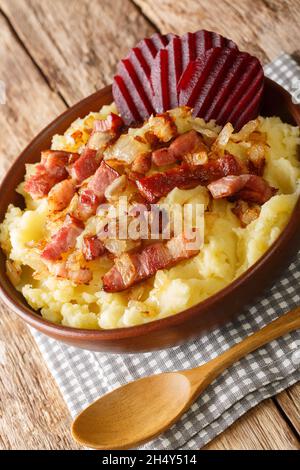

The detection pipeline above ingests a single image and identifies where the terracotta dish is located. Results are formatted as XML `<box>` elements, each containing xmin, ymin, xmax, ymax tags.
<box><xmin>0</xmin><ymin>78</ymin><xmax>299</xmax><ymax>353</ymax></box>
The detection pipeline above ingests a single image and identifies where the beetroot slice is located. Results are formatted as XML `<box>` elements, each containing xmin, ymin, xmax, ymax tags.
<box><xmin>112</xmin><ymin>75</ymin><xmax>141</xmax><ymax>125</ymax></box>
<box><xmin>151</xmin><ymin>30</ymin><xmax>238</xmax><ymax>113</ymax></box>
<box><xmin>113</xmin><ymin>33</ymin><xmax>176</xmax><ymax>125</ymax></box>
<box><xmin>178</xmin><ymin>48</ymin><xmax>264</xmax><ymax>130</ymax></box>
<box><xmin>135</xmin><ymin>32</ymin><xmax>176</xmax><ymax>66</ymax></box>
<box><xmin>180</xmin><ymin>30</ymin><xmax>238</xmax><ymax>70</ymax></box>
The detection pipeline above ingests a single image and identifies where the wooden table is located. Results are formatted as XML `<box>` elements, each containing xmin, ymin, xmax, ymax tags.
<box><xmin>0</xmin><ymin>0</ymin><xmax>299</xmax><ymax>450</ymax></box>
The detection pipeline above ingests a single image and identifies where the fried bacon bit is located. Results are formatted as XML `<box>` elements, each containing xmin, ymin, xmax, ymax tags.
<box><xmin>24</xmin><ymin>167</ymin><xmax>56</xmax><ymax>199</ymax></box>
<box><xmin>102</xmin><ymin>231</ymin><xmax>200</xmax><ymax>292</ymax></box>
<box><xmin>152</xmin><ymin>130</ymin><xmax>208</xmax><ymax>167</ymax></box>
<box><xmin>48</xmin><ymin>179</ymin><xmax>75</xmax><ymax>212</ymax></box>
<box><xmin>41</xmin><ymin>150</ymin><xmax>73</xmax><ymax>178</ymax></box>
<box><xmin>152</xmin><ymin>147</ymin><xmax>176</xmax><ymax>166</ymax></box>
<box><xmin>232</xmin><ymin>200</ymin><xmax>261</xmax><ymax>227</ymax></box>
<box><xmin>82</xmin><ymin>236</ymin><xmax>106</xmax><ymax>261</ymax></box>
<box><xmin>94</xmin><ymin>113</ymin><xmax>124</xmax><ymax>133</ymax></box>
<box><xmin>247</xmin><ymin>142</ymin><xmax>266</xmax><ymax>176</ymax></box>
<box><xmin>208</xmin><ymin>175</ymin><xmax>250</xmax><ymax>198</ymax></box>
<box><xmin>41</xmin><ymin>214</ymin><xmax>84</xmax><ymax>261</ymax></box>
<box><xmin>136</xmin><ymin>167</ymin><xmax>195</xmax><ymax>202</ymax></box>
<box><xmin>74</xmin><ymin>162</ymin><xmax>119</xmax><ymax>220</ymax></box>
<box><xmin>24</xmin><ymin>150</ymin><xmax>78</xmax><ymax>199</ymax></box>
<box><xmin>131</xmin><ymin>152</ymin><xmax>152</xmax><ymax>174</ymax></box>
<box><xmin>75</xmin><ymin>189</ymin><xmax>99</xmax><ymax>221</ymax></box>
<box><xmin>137</xmin><ymin>154</ymin><xmax>242</xmax><ymax>202</ymax></box>
<box><xmin>171</xmin><ymin>130</ymin><xmax>208</xmax><ymax>165</ymax></box>
<box><xmin>88</xmin><ymin>161</ymin><xmax>119</xmax><ymax>199</ymax></box>
<box><xmin>69</xmin><ymin>147</ymin><xmax>100</xmax><ymax>183</ymax></box>
<box><xmin>207</xmin><ymin>174</ymin><xmax>276</xmax><ymax>204</ymax></box>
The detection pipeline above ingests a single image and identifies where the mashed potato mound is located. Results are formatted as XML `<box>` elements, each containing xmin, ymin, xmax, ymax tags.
<box><xmin>1</xmin><ymin>107</ymin><xmax>299</xmax><ymax>330</ymax></box>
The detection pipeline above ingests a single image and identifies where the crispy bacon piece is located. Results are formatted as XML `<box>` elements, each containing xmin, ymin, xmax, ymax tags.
<box><xmin>41</xmin><ymin>214</ymin><xmax>84</xmax><ymax>261</ymax></box>
<box><xmin>82</xmin><ymin>236</ymin><xmax>106</xmax><ymax>261</ymax></box>
<box><xmin>75</xmin><ymin>162</ymin><xmax>119</xmax><ymax>220</ymax></box>
<box><xmin>208</xmin><ymin>175</ymin><xmax>250</xmax><ymax>198</ymax></box>
<box><xmin>69</xmin><ymin>148</ymin><xmax>100</xmax><ymax>183</ymax></box>
<box><xmin>94</xmin><ymin>113</ymin><xmax>124</xmax><ymax>133</ymax></box>
<box><xmin>152</xmin><ymin>147</ymin><xmax>176</xmax><ymax>166</ymax></box>
<box><xmin>165</xmin><ymin>130</ymin><xmax>207</xmax><ymax>164</ymax></box>
<box><xmin>48</xmin><ymin>179</ymin><xmax>75</xmax><ymax>212</ymax></box>
<box><xmin>24</xmin><ymin>167</ymin><xmax>57</xmax><ymax>199</ymax></box>
<box><xmin>70</xmin><ymin>116</ymin><xmax>123</xmax><ymax>182</ymax></box>
<box><xmin>152</xmin><ymin>130</ymin><xmax>208</xmax><ymax>167</ymax></box>
<box><xmin>232</xmin><ymin>200</ymin><xmax>261</xmax><ymax>227</ymax></box>
<box><xmin>136</xmin><ymin>154</ymin><xmax>241</xmax><ymax>202</ymax></box>
<box><xmin>75</xmin><ymin>189</ymin><xmax>100</xmax><ymax>221</ymax></box>
<box><xmin>88</xmin><ymin>161</ymin><xmax>119</xmax><ymax>199</ymax></box>
<box><xmin>24</xmin><ymin>150</ymin><xmax>79</xmax><ymax>199</ymax></box>
<box><xmin>41</xmin><ymin>150</ymin><xmax>74</xmax><ymax>178</ymax></box>
<box><xmin>208</xmin><ymin>174</ymin><xmax>276</xmax><ymax>204</ymax></box>
<box><xmin>102</xmin><ymin>232</ymin><xmax>199</xmax><ymax>292</ymax></box>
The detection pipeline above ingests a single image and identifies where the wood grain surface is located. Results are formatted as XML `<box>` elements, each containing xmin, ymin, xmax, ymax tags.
<box><xmin>0</xmin><ymin>0</ymin><xmax>299</xmax><ymax>450</ymax></box>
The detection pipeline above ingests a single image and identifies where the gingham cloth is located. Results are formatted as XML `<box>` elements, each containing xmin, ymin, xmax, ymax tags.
<box><xmin>31</xmin><ymin>54</ymin><xmax>300</xmax><ymax>450</ymax></box>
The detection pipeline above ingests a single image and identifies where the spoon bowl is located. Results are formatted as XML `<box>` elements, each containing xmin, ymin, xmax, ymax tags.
<box><xmin>72</xmin><ymin>372</ymin><xmax>192</xmax><ymax>449</ymax></box>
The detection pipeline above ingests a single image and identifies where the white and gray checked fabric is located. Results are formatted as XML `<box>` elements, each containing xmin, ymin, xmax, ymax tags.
<box><xmin>31</xmin><ymin>54</ymin><xmax>300</xmax><ymax>450</ymax></box>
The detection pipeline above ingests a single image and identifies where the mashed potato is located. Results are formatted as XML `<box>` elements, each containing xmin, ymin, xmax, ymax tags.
<box><xmin>1</xmin><ymin>106</ymin><xmax>299</xmax><ymax>329</ymax></box>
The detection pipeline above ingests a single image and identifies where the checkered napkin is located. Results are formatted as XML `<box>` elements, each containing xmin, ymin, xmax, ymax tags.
<box><xmin>31</xmin><ymin>54</ymin><xmax>300</xmax><ymax>450</ymax></box>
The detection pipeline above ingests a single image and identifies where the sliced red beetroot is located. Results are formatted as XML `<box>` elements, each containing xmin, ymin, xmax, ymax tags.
<box><xmin>112</xmin><ymin>75</ymin><xmax>141</xmax><ymax>125</ymax></box>
<box><xmin>134</xmin><ymin>33</ymin><xmax>176</xmax><ymax>67</ymax></box>
<box><xmin>178</xmin><ymin>48</ymin><xmax>264</xmax><ymax>130</ymax></box>
<box><xmin>113</xmin><ymin>33</ymin><xmax>176</xmax><ymax>125</ymax></box>
<box><xmin>151</xmin><ymin>30</ymin><xmax>237</xmax><ymax>113</ymax></box>
<box><xmin>180</xmin><ymin>31</ymin><xmax>237</xmax><ymax>69</ymax></box>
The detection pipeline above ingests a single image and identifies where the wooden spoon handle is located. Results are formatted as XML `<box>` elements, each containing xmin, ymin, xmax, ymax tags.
<box><xmin>202</xmin><ymin>305</ymin><xmax>300</xmax><ymax>380</ymax></box>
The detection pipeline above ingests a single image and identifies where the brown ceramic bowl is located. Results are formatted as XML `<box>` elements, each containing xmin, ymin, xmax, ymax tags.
<box><xmin>0</xmin><ymin>78</ymin><xmax>300</xmax><ymax>353</ymax></box>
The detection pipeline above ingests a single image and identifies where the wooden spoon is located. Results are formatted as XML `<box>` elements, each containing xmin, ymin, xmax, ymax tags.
<box><xmin>71</xmin><ymin>306</ymin><xmax>300</xmax><ymax>449</ymax></box>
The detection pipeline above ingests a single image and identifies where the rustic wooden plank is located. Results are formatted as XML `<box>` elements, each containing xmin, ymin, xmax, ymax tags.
<box><xmin>134</xmin><ymin>0</ymin><xmax>300</xmax><ymax>63</ymax></box>
<box><xmin>0</xmin><ymin>16</ymin><xmax>65</xmax><ymax>178</ymax></box>
<box><xmin>275</xmin><ymin>383</ymin><xmax>300</xmax><ymax>436</ymax></box>
<box><xmin>0</xmin><ymin>0</ymin><xmax>155</xmax><ymax>106</ymax></box>
<box><xmin>204</xmin><ymin>399</ymin><xmax>300</xmax><ymax>450</ymax></box>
